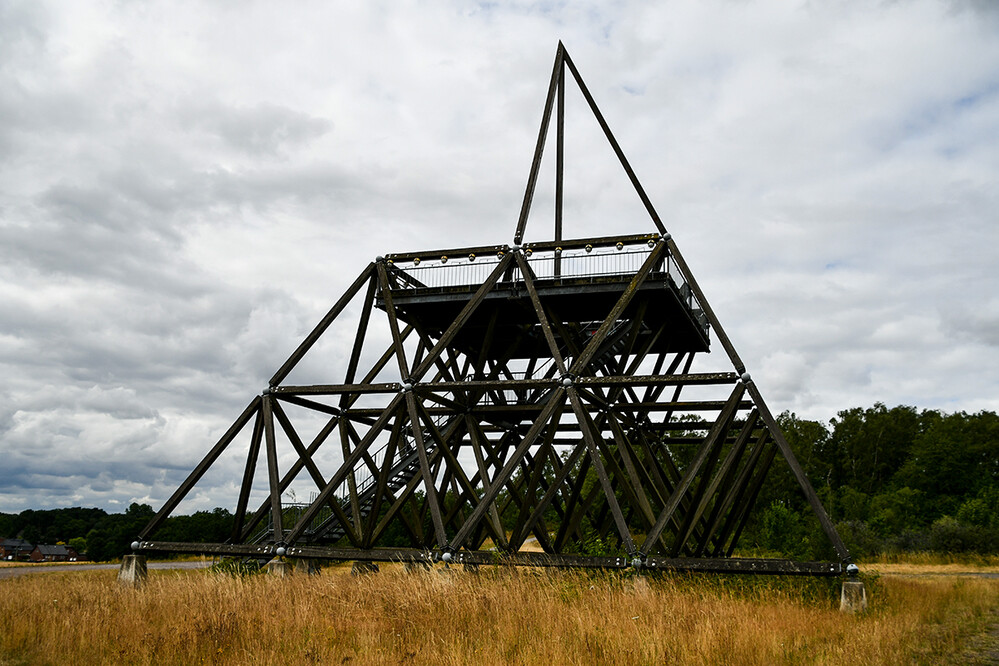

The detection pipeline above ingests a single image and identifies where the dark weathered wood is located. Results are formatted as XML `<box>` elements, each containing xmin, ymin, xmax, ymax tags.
<box><xmin>710</xmin><ymin>438</ymin><xmax>773</xmax><ymax>557</ymax></box>
<box><xmin>725</xmin><ymin>445</ymin><xmax>778</xmax><ymax>557</ymax></box>
<box><xmin>261</xmin><ymin>396</ymin><xmax>284</xmax><ymax>541</ymax></box>
<box><xmin>606</xmin><ymin>413</ymin><xmax>656</xmax><ymax>526</ymax></box>
<box><xmin>139</xmin><ymin>397</ymin><xmax>261</xmax><ymax>540</ymax></box>
<box><xmin>361</xmin><ymin>412</ymin><xmax>404</xmax><ymax>547</ymax></box>
<box><xmin>133</xmin><ymin>540</ymin><xmax>842</xmax><ymax>575</ymax></box>
<box><xmin>274</xmin><ymin>393</ymin><xmax>342</xmax><ymax>417</ymax></box>
<box><xmin>665</xmin><ymin>238</ymin><xmax>746</xmax><ymax>374</ymax></box>
<box><xmin>508</xmin><ymin>397</ymin><xmax>566</xmax><ymax>550</ymax></box>
<box><xmin>269</xmin><ymin>264</ymin><xmax>374</xmax><ymax>386</ymax></box>
<box><xmin>404</xmin><ymin>391</ymin><xmax>447</xmax><ymax>547</ymax></box>
<box><xmin>231</xmin><ymin>410</ymin><xmax>263</xmax><ymax>542</ymax></box>
<box><xmin>690</xmin><ymin>411</ymin><xmax>760</xmax><ymax>556</ymax></box>
<box><xmin>238</xmin><ymin>413</ymin><xmax>341</xmax><ymax>542</ymax></box>
<box><xmin>450</xmin><ymin>388</ymin><xmax>566</xmax><ymax>550</ymax></box>
<box><xmin>376</xmin><ymin>261</ymin><xmax>412</xmax><ymax>380</ymax></box>
<box><xmin>561</xmin><ymin>49</ymin><xmax>668</xmax><ymax>237</ymax></box>
<box><xmin>415</xmin><ymin>401</ymin><xmax>506</xmax><ymax>547</ymax></box>
<box><xmin>555</xmin><ymin>55</ymin><xmax>565</xmax><ymax>269</ymax></box>
<box><xmin>411</xmin><ymin>252</ymin><xmax>515</xmax><ymax>381</ymax></box>
<box><xmin>581</xmin><ymin>373</ymin><xmax>739</xmax><ymax>388</ymax></box>
<box><xmin>516</xmin><ymin>252</ymin><xmax>568</xmax><ymax>376</ymax></box>
<box><xmin>746</xmin><ymin>380</ymin><xmax>851</xmax><ymax>561</ymax></box>
<box><xmin>274</xmin><ymin>383</ymin><xmax>401</xmax><ymax>395</ymax></box>
<box><xmin>516</xmin><ymin>442</ymin><xmax>587</xmax><ymax>550</ymax></box>
<box><xmin>139</xmin><ymin>45</ymin><xmax>851</xmax><ymax>576</ymax></box>
<box><xmin>514</xmin><ymin>43</ymin><xmax>565</xmax><ymax>246</ymax></box>
<box><xmin>528</xmin><ymin>234</ymin><xmax>660</xmax><ymax>253</ymax></box>
<box><xmin>668</xmin><ymin>391</ymin><xmax>743</xmax><ymax>556</ymax></box>
<box><xmin>341</xmin><ymin>273</ymin><xmax>379</xmax><ymax>391</ymax></box>
<box><xmin>465</xmin><ymin>414</ymin><xmax>509</xmax><ymax>548</ymax></box>
<box><xmin>384</xmin><ymin>243</ymin><xmax>507</xmax><ymax>264</ymax></box>
<box><xmin>639</xmin><ymin>384</ymin><xmax>746</xmax><ymax>557</ymax></box>
<box><xmin>271</xmin><ymin>400</ymin><xmax>361</xmax><ymax>547</ymax></box>
<box><xmin>567</xmin><ymin>388</ymin><xmax>637</xmax><ymax>556</ymax></box>
<box><xmin>570</xmin><ymin>242</ymin><xmax>667</xmax><ymax>374</ymax></box>
<box><xmin>284</xmin><ymin>395</ymin><xmax>405</xmax><ymax>544</ymax></box>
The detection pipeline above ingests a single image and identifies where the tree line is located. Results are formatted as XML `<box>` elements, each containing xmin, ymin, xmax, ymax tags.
<box><xmin>0</xmin><ymin>503</ymin><xmax>234</xmax><ymax>562</ymax></box>
<box><xmin>750</xmin><ymin>404</ymin><xmax>999</xmax><ymax>559</ymax></box>
<box><xmin>3</xmin><ymin>403</ymin><xmax>996</xmax><ymax>562</ymax></box>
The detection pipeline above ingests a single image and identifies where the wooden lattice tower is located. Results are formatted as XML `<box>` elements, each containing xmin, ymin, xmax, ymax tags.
<box><xmin>134</xmin><ymin>44</ymin><xmax>852</xmax><ymax>575</ymax></box>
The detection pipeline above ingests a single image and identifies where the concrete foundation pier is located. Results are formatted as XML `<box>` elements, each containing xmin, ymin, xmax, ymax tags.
<box><xmin>118</xmin><ymin>554</ymin><xmax>148</xmax><ymax>587</ymax></box>
<box><xmin>351</xmin><ymin>561</ymin><xmax>379</xmax><ymax>576</ymax></box>
<box><xmin>840</xmin><ymin>579</ymin><xmax>868</xmax><ymax>613</ymax></box>
<box><xmin>629</xmin><ymin>575</ymin><xmax>651</xmax><ymax>597</ymax></box>
<box><xmin>266</xmin><ymin>559</ymin><xmax>293</xmax><ymax>577</ymax></box>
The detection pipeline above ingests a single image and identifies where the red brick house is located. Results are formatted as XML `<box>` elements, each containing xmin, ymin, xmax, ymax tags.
<box><xmin>1</xmin><ymin>538</ymin><xmax>34</xmax><ymax>561</ymax></box>
<box><xmin>29</xmin><ymin>544</ymin><xmax>80</xmax><ymax>562</ymax></box>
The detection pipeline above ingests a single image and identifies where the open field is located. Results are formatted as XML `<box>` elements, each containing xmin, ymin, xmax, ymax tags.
<box><xmin>1</xmin><ymin>563</ymin><xmax>998</xmax><ymax>665</ymax></box>
<box><xmin>0</xmin><ymin>560</ymin><xmax>211</xmax><ymax>580</ymax></box>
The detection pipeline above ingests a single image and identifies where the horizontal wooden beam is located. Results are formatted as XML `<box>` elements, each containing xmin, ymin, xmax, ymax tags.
<box><xmin>270</xmin><ymin>373</ymin><xmax>738</xmax><ymax>396</ymax></box>
<box><xmin>132</xmin><ymin>541</ymin><xmax>842</xmax><ymax>576</ymax></box>
<box><xmin>382</xmin><ymin>234</ymin><xmax>663</xmax><ymax>265</ymax></box>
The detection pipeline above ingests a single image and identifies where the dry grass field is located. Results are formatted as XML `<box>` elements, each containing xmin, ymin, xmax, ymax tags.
<box><xmin>1</xmin><ymin>561</ymin><xmax>997</xmax><ymax>665</ymax></box>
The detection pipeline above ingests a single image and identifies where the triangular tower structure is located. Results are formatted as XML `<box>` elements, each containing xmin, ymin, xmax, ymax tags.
<box><xmin>135</xmin><ymin>44</ymin><xmax>851</xmax><ymax>575</ymax></box>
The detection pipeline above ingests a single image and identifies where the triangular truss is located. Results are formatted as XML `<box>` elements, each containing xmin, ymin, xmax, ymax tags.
<box><xmin>135</xmin><ymin>44</ymin><xmax>851</xmax><ymax>575</ymax></box>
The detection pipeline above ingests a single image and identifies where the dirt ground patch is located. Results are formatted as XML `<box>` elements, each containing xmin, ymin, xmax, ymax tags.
<box><xmin>963</xmin><ymin>611</ymin><xmax>999</xmax><ymax>665</ymax></box>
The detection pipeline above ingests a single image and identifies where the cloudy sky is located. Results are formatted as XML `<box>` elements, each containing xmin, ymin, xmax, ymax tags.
<box><xmin>1</xmin><ymin>0</ymin><xmax>997</xmax><ymax>513</ymax></box>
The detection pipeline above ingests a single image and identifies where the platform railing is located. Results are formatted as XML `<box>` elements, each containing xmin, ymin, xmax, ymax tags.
<box><xmin>394</xmin><ymin>247</ymin><xmax>656</xmax><ymax>289</ymax></box>
<box><xmin>387</xmin><ymin>246</ymin><xmax>705</xmax><ymax>332</ymax></box>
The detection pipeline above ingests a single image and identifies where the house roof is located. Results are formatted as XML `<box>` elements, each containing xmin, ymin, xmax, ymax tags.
<box><xmin>34</xmin><ymin>544</ymin><xmax>71</xmax><ymax>556</ymax></box>
<box><xmin>1</xmin><ymin>538</ymin><xmax>33</xmax><ymax>550</ymax></box>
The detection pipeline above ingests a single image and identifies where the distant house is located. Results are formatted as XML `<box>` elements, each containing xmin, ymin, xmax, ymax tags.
<box><xmin>29</xmin><ymin>544</ymin><xmax>80</xmax><ymax>562</ymax></box>
<box><xmin>1</xmin><ymin>538</ymin><xmax>34</xmax><ymax>561</ymax></box>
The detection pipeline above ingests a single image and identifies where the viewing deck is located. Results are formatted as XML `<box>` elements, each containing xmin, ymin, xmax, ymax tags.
<box><xmin>378</xmin><ymin>236</ymin><xmax>711</xmax><ymax>360</ymax></box>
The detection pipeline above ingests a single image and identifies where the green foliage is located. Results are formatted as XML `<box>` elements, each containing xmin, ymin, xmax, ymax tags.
<box><xmin>836</xmin><ymin>487</ymin><xmax>869</xmax><ymax>522</ymax></box>
<box><xmin>758</xmin><ymin>501</ymin><xmax>811</xmax><ymax>560</ymax></box>
<box><xmin>0</xmin><ymin>507</ymin><xmax>108</xmax><ymax>546</ymax></box>
<box><xmin>577</xmin><ymin>536</ymin><xmax>615</xmax><ymax>557</ymax></box>
<box><xmin>835</xmin><ymin>520</ymin><xmax>883</xmax><ymax>559</ymax></box>
<box><xmin>4</xmin><ymin>404</ymin><xmax>998</xmax><ymax>562</ymax></box>
<box><xmin>85</xmin><ymin>503</ymin><xmax>155</xmax><ymax>562</ymax></box>
<box><xmin>827</xmin><ymin>404</ymin><xmax>925</xmax><ymax>495</ymax></box>
<box><xmin>68</xmin><ymin>536</ymin><xmax>87</xmax><ymax>555</ymax></box>
<box><xmin>956</xmin><ymin>488</ymin><xmax>999</xmax><ymax>528</ymax></box>
<box><xmin>0</xmin><ymin>503</ymin><xmax>239</xmax><ymax>562</ymax></box>
<box><xmin>868</xmin><ymin>487</ymin><xmax>924</xmax><ymax>536</ymax></box>
<box><xmin>747</xmin><ymin>405</ymin><xmax>999</xmax><ymax>560</ymax></box>
<box><xmin>895</xmin><ymin>411</ymin><xmax>999</xmax><ymax>505</ymax></box>
<box><xmin>928</xmin><ymin>516</ymin><xmax>999</xmax><ymax>554</ymax></box>
<box><xmin>152</xmin><ymin>507</ymin><xmax>233</xmax><ymax>543</ymax></box>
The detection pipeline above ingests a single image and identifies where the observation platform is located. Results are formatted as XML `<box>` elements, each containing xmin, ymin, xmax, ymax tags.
<box><xmin>379</xmin><ymin>236</ymin><xmax>710</xmax><ymax>360</ymax></box>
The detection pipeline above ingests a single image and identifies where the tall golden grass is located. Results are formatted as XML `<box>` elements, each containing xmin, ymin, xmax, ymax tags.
<box><xmin>1</xmin><ymin>563</ymin><xmax>996</xmax><ymax>665</ymax></box>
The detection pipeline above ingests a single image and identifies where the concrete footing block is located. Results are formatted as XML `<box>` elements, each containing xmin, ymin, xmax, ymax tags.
<box><xmin>118</xmin><ymin>554</ymin><xmax>148</xmax><ymax>588</ymax></box>
<box><xmin>351</xmin><ymin>561</ymin><xmax>379</xmax><ymax>576</ymax></box>
<box><xmin>840</xmin><ymin>579</ymin><xmax>868</xmax><ymax>613</ymax></box>
<box><xmin>629</xmin><ymin>575</ymin><xmax>651</xmax><ymax>597</ymax></box>
<box><xmin>266</xmin><ymin>560</ymin><xmax>293</xmax><ymax>577</ymax></box>
<box><xmin>294</xmin><ymin>558</ymin><xmax>321</xmax><ymax>575</ymax></box>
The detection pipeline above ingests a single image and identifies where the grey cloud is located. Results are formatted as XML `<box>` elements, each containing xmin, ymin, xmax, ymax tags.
<box><xmin>177</xmin><ymin>100</ymin><xmax>333</xmax><ymax>156</ymax></box>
